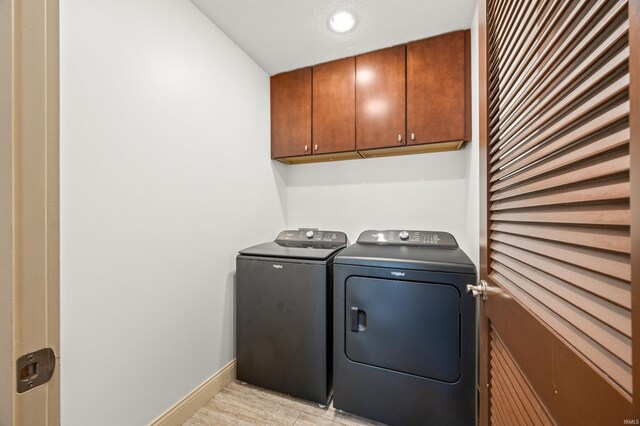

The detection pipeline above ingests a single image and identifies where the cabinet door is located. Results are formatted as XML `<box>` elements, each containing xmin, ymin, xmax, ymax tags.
<box><xmin>271</xmin><ymin>68</ymin><xmax>311</xmax><ymax>158</ymax></box>
<box><xmin>313</xmin><ymin>57</ymin><xmax>355</xmax><ymax>154</ymax></box>
<box><xmin>356</xmin><ymin>45</ymin><xmax>406</xmax><ymax>150</ymax></box>
<box><xmin>407</xmin><ymin>30</ymin><xmax>471</xmax><ymax>145</ymax></box>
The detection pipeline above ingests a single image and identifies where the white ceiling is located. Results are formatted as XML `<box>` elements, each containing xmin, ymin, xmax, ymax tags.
<box><xmin>190</xmin><ymin>0</ymin><xmax>477</xmax><ymax>76</ymax></box>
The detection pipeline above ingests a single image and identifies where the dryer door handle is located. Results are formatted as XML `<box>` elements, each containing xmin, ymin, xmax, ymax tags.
<box><xmin>350</xmin><ymin>307</ymin><xmax>359</xmax><ymax>332</ymax></box>
<box><xmin>350</xmin><ymin>307</ymin><xmax>366</xmax><ymax>332</ymax></box>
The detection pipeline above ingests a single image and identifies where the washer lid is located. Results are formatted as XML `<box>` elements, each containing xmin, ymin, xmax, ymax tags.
<box><xmin>239</xmin><ymin>229</ymin><xmax>347</xmax><ymax>261</ymax></box>
<box><xmin>335</xmin><ymin>230</ymin><xmax>476</xmax><ymax>274</ymax></box>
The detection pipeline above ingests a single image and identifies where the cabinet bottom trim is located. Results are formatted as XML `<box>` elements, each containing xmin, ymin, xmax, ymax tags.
<box><xmin>276</xmin><ymin>150</ymin><xmax>362</xmax><ymax>164</ymax></box>
<box><xmin>358</xmin><ymin>140</ymin><xmax>464</xmax><ymax>159</ymax></box>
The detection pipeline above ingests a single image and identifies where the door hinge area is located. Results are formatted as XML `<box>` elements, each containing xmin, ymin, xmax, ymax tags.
<box><xmin>16</xmin><ymin>348</ymin><xmax>56</xmax><ymax>393</ymax></box>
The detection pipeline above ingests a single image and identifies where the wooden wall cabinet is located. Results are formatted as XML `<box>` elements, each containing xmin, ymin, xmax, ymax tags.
<box><xmin>271</xmin><ymin>30</ymin><xmax>471</xmax><ymax>164</ymax></box>
<box><xmin>407</xmin><ymin>30</ymin><xmax>471</xmax><ymax>145</ymax></box>
<box><xmin>356</xmin><ymin>45</ymin><xmax>406</xmax><ymax>151</ymax></box>
<box><xmin>270</xmin><ymin>68</ymin><xmax>311</xmax><ymax>159</ymax></box>
<box><xmin>313</xmin><ymin>57</ymin><xmax>356</xmax><ymax>155</ymax></box>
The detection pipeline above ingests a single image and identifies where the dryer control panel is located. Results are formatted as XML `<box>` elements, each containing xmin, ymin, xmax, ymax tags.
<box><xmin>276</xmin><ymin>229</ymin><xmax>347</xmax><ymax>248</ymax></box>
<box><xmin>357</xmin><ymin>230</ymin><xmax>458</xmax><ymax>248</ymax></box>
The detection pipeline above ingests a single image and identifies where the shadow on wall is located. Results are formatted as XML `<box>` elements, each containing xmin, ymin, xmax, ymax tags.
<box><xmin>284</xmin><ymin>146</ymin><xmax>471</xmax><ymax>187</ymax></box>
<box><xmin>221</xmin><ymin>271</ymin><xmax>236</xmax><ymax>362</ymax></box>
<box><xmin>271</xmin><ymin>161</ymin><xmax>288</xmax><ymax>222</ymax></box>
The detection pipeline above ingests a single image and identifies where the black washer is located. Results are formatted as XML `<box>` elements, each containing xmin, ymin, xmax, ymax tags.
<box><xmin>236</xmin><ymin>229</ymin><xmax>347</xmax><ymax>405</ymax></box>
<box><xmin>333</xmin><ymin>230</ymin><xmax>477</xmax><ymax>426</ymax></box>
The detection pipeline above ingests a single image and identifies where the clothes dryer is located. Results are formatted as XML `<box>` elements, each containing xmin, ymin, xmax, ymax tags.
<box><xmin>333</xmin><ymin>230</ymin><xmax>477</xmax><ymax>425</ymax></box>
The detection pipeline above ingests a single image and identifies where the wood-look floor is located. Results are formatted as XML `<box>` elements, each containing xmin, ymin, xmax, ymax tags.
<box><xmin>184</xmin><ymin>381</ymin><xmax>386</xmax><ymax>425</ymax></box>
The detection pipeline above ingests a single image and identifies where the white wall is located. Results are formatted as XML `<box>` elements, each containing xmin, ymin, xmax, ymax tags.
<box><xmin>466</xmin><ymin>5</ymin><xmax>480</xmax><ymax>268</ymax></box>
<box><xmin>286</xmin><ymin>16</ymin><xmax>480</xmax><ymax>267</ymax></box>
<box><xmin>61</xmin><ymin>0</ymin><xmax>480</xmax><ymax>424</ymax></box>
<box><xmin>60</xmin><ymin>1</ymin><xmax>286</xmax><ymax>425</ymax></box>
<box><xmin>287</xmin><ymin>151</ymin><xmax>470</xmax><ymax>252</ymax></box>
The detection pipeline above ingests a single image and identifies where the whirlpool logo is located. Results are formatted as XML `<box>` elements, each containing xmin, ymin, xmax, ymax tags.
<box><xmin>272</xmin><ymin>264</ymin><xmax>283</xmax><ymax>269</ymax></box>
<box><xmin>391</xmin><ymin>271</ymin><xmax>405</xmax><ymax>277</ymax></box>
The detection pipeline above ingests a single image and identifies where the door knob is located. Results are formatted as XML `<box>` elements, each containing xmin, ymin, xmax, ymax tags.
<box><xmin>411</xmin><ymin>133</ymin><xmax>415</xmax><ymax>141</ymax></box>
<box><xmin>304</xmin><ymin>145</ymin><xmax>308</xmax><ymax>152</ymax></box>
<box><xmin>314</xmin><ymin>144</ymin><xmax>319</xmax><ymax>151</ymax></box>
<box><xmin>466</xmin><ymin>280</ymin><xmax>487</xmax><ymax>300</ymax></box>
<box><xmin>398</xmin><ymin>134</ymin><xmax>402</xmax><ymax>142</ymax></box>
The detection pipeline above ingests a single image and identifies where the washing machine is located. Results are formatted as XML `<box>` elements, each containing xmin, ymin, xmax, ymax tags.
<box><xmin>236</xmin><ymin>228</ymin><xmax>347</xmax><ymax>405</ymax></box>
<box><xmin>333</xmin><ymin>230</ymin><xmax>477</xmax><ymax>425</ymax></box>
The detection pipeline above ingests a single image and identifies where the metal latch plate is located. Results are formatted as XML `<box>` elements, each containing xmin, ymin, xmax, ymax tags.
<box><xmin>16</xmin><ymin>347</ymin><xmax>56</xmax><ymax>393</ymax></box>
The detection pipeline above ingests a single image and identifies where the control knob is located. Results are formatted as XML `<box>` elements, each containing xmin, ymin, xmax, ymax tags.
<box><xmin>306</xmin><ymin>230</ymin><xmax>314</xmax><ymax>239</ymax></box>
<box><xmin>399</xmin><ymin>231</ymin><xmax>409</xmax><ymax>241</ymax></box>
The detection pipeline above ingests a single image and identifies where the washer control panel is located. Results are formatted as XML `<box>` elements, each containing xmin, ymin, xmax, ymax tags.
<box><xmin>276</xmin><ymin>229</ymin><xmax>347</xmax><ymax>248</ymax></box>
<box><xmin>357</xmin><ymin>230</ymin><xmax>458</xmax><ymax>248</ymax></box>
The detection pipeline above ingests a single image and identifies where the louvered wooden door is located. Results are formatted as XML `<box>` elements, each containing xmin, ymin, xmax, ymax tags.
<box><xmin>478</xmin><ymin>0</ymin><xmax>640</xmax><ymax>424</ymax></box>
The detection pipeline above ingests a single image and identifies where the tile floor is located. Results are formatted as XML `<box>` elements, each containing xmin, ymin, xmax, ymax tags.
<box><xmin>184</xmin><ymin>381</ymin><xmax>385</xmax><ymax>425</ymax></box>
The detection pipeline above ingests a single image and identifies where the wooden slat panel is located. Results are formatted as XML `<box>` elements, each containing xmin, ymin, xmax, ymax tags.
<box><xmin>488</xmin><ymin>0</ymin><xmax>587</xmax><ymax>114</ymax></box>
<box><xmin>491</xmin><ymin>362</ymin><xmax>533</xmax><ymax>426</ymax></box>
<box><xmin>491</xmin><ymin>125</ymin><xmax>629</xmax><ymax>191</ymax></box>
<box><xmin>492</xmin><ymin>372</ymin><xmax>526</xmax><ymax>425</ymax></box>
<box><xmin>490</xmin><ymin>412</ymin><xmax>504</xmax><ymax>426</ymax></box>
<box><xmin>490</xmin><ymin>222</ymin><xmax>630</xmax><ymax>254</ymax></box>
<box><xmin>491</xmin><ymin>179</ymin><xmax>629</xmax><ymax>210</ymax></box>
<box><xmin>489</xmin><ymin>0</ymin><xmax>527</xmax><ymax>67</ymax></box>
<box><xmin>489</xmin><ymin>0</ymin><xmax>627</xmax><ymax>133</ymax></box>
<box><xmin>486</xmin><ymin>0</ymin><xmax>507</xmax><ymax>44</ymax></box>
<box><xmin>487</xmin><ymin>0</ymin><xmax>511</xmax><ymax>45</ymax></box>
<box><xmin>492</xmin><ymin>262</ymin><xmax>631</xmax><ymax>365</ymax></box>
<box><xmin>489</xmin><ymin>1</ymin><xmax>538</xmax><ymax>83</ymax></box>
<box><xmin>491</xmin><ymin>53</ymin><xmax>628</xmax><ymax>159</ymax></box>
<box><xmin>490</xmin><ymin>0</ymin><xmax>550</xmax><ymax>73</ymax></box>
<box><xmin>489</xmin><ymin>329</ymin><xmax>554</xmax><ymax>426</ymax></box>
<box><xmin>488</xmin><ymin>0</ymin><xmax>582</xmax><ymax>85</ymax></box>
<box><xmin>488</xmin><ymin>0</ymin><xmax>582</xmax><ymax>111</ymax></box>
<box><xmin>489</xmin><ymin>0</ymin><xmax>626</xmax><ymax>127</ymax></box>
<box><xmin>491</xmin><ymin>231</ymin><xmax>630</xmax><ymax>282</ymax></box>
<box><xmin>490</xmin><ymin>101</ymin><xmax>629</xmax><ymax>183</ymax></box>
<box><xmin>491</xmin><ymin>251</ymin><xmax>631</xmax><ymax>336</ymax></box>
<box><xmin>488</xmin><ymin>0</ymin><xmax>522</xmax><ymax>68</ymax></box>
<box><xmin>491</xmin><ymin>241</ymin><xmax>630</xmax><ymax>309</ymax></box>
<box><xmin>491</xmin><ymin>387</ymin><xmax>514</xmax><ymax>426</ymax></box>
<box><xmin>492</xmin><ymin>336</ymin><xmax>553</xmax><ymax>426</ymax></box>
<box><xmin>491</xmin><ymin>73</ymin><xmax>629</xmax><ymax>169</ymax></box>
<box><xmin>491</xmin><ymin>272</ymin><xmax>632</xmax><ymax>393</ymax></box>
<box><xmin>492</xmin><ymin>47</ymin><xmax>626</xmax><ymax>156</ymax></box>
<box><xmin>491</xmin><ymin>44</ymin><xmax>628</xmax><ymax>152</ymax></box>
<box><xmin>491</xmin><ymin>202</ymin><xmax>629</xmax><ymax>226</ymax></box>
<box><xmin>492</xmin><ymin>382</ymin><xmax>520</xmax><ymax>425</ymax></box>
<box><xmin>491</xmin><ymin>153</ymin><xmax>629</xmax><ymax>201</ymax></box>
<box><xmin>480</xmin><ymin>0</ymin><xmax>640</xmax><ymax>425</ymax></box>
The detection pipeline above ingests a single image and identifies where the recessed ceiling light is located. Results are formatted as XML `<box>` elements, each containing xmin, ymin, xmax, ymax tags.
<box><xmin>329</xmin><ymin>11</ymin><xmax>355</xmax><ymax>33</ymax></box>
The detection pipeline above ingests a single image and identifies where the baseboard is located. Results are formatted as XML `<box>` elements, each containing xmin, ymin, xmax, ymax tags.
<box><xmin>150</xmin><ymin>359</ymin><xmax>236</xmax><ymax>426</ymax></box>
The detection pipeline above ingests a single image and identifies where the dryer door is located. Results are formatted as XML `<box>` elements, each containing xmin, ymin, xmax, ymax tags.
<box><xmin>345</xmin><ymin>276</ymin><xmax>460</xmax><ymax>382</ymax></box>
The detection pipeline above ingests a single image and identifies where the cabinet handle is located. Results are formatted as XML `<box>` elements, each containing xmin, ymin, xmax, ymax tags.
<box><xmin>314</xmin><ymin>144</ymin><xmax>319</xmax><ymax>151</ymax></box>
<box><xmin>304</xmin><ymin>145</ymin><xmax>308</xmax><ymax>152</ymax></box>
<box><xmin>411</xmin><ymin>133</ymin><xmax>415</xmax><ymax>141</ymax></box>
<box><xmin>398</xmin><ymin>134</ymin><xmax>402</xmax><ymax>143</ymax></box>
